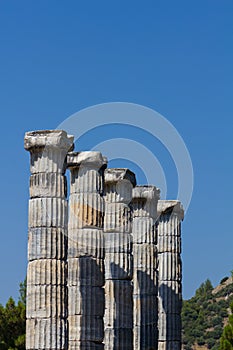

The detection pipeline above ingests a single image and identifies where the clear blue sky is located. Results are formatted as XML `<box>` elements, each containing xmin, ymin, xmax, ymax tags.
<box><xmin>0</xmin><ymin>0</ymin><xmax>232</xmax><ymax>303</ymax></box>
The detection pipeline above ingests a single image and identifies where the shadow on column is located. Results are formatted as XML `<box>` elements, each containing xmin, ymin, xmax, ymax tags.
<box><xmin>158</xmin><ymin>283</ymin><xmax>182</xmax><ymax>350</ymax></box>
<box><xmin>110</xmin><ymin>262</ymin><xmax>133</xmax><ymax>350</ymax></box>
<box><xmin>78</xmin><ymin>256</ymin><xmax>105</xmax><ymax>350</ymax></box>
<box><xmin>137</xmin><ymin>270</ymin><xmax>158</xmax><ymax>350</ymax></box>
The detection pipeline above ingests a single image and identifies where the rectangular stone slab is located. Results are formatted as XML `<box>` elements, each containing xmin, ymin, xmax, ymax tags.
<box><xmin>26</xmin><ymin>285</ymin><xmax>67</xmax><ymax>319</ymax></box>
<box><xmin>105</xmin><ymin>252</ymin><xmax>133</xmax><ymax>280</ymax></box>
<box><xmin>29</xmin><ymin>173</ymin><xmax>67</xmax><ymax>198</ymax></box>
<box><xmin>104</xmin><ymin>280</ymin><xmax>133</xmax><ymax>328</ymax></box>
<box><xmin>28</xmin><ymin>227</ymin><xmax>67</xmax><ymax>261</ymax></box>
<box><xmin>68</xmin><ymin>257</ymin><xmax>104</xmax><ymax>287</ymax></box>
<box><xmin>28</xmin><ymin>198</ymin><xmax>67</xmax><ymax>228</ymax></box>
<box><xmin>27</xmin><ymin>260</ymin><xmax>66</xmax><ymax>286</ymax></box>
<box><xmin>68</xmin><ymin>229</ymin><xmax>104</xmax><ymax>259</ymax></box>
<box><xmin>104</xmin><ymin>203</ymin><xmax>131</xmax><ymax>233</ymax></box>
<box><xmin>69</xmin><ymin>194</ymin><xmax>104</xmax><ymax>229</ymax></box>
<box><xmin>69</xmin><ymin>315</ymin><xmax>104</xmax><ymax>342</ymax></box>
<box><xmin>68</xmin><ymin>286</ymin><xmax>104</xmax><ymax>316</ymax></box>
<box><xmin>26</xmin><ymin>318</ymin><xmax>67</xmax><ymax>349</ymax></box>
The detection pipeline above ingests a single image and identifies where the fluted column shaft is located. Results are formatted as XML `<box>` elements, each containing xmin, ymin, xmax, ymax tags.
<box><xmin>24</xmin><ymin>130</ymin><xmax>73</xmax><ymax>350</ymax></box>
<box><xmin>67</xmin><ymin>152</ymin><xmax>107</xmax><ymax>350</ymax></box>
<box><xmin>131</xmin><ymin>186</ymin><xmax>160</xmax><ymax>350</ymax></box>
<box><xmin>104</xmin><ymin>169</ymin><xmax>136</xmax><ymax>350</ymax></box>
<box><xmin>157</xmin><ymin>200</ymin><xmax>184</xmax><ymax>350</ymax></box>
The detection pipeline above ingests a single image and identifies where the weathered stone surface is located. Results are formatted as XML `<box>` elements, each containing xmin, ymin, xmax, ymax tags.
<box><xmin>28</xmin><ymin>198</ymin><xmax>68</xmax><ymax>228</ymax></box>
<box><xmin>67</xmin><ymin>151</ymin><xmax>107</xmax><ymax>169</ymax></box>
<box><xmin>158</xmin><ymin>341</ymin><xmax>181</xmax><ymax>350</ymax></box>
<box><xmin>69</xmin><ymin>341</ymin><xmax>104</xmax><ymax>350</ymax></box>
<box><xmin>104</xmin><ymin>328</ymin><xmax>133</xmax><ymax>350</ymax></box>
<box><xmin>69</xmin><ymin>167</ymin><xmax>104</xmax><ymax>195</ymax></box>
<box><xmin>26</xmin><ymin>284</ymin><xmax>67</xmax><ymax>319</ymax></box>
<box><xmin>28</xmin><ymin>227</ymin><xmax>67</xmax><ymax>261</ymax></box>
<box><xmin>104</xmin><ymin>280</ymin><xmax>133</xmax><ymax>328</ymax></box>
<box><xmin>133</xmin><ymin>269</ymin><xmax>157</xmax><ymax>295</ymax></box>
<box><xmin>24</xmin><ymin>130</ymin><xmax>74</xmax><ymax>174</ymax></box>
<box><xmin>158</xmin><ymin>252</ymin><xmax>182</xmax><ymax>281</ymax></box>
<box><xmin>157</xmin><ymin>200</ymin><xmax>184</xmax><ymax>221</ymax></box>
<box><xmin>133</xmin><ymin>294</ymin><xmax>157</xmax><ymax>326</ymax></box>
<box><xmin>132</xmin><ymin>186</ymin><xmax>160</xmax><ymax>219</ymax></box>
<box><xmin>25</xmin><ymin>130</ymin><xmax>72</xmax><ymax>350</ymax></box>
<box><xmin>69</xmin><ymin>194</ymin><xmax>104</xmax><ymax>229</ymax></box>
<box><xmin>68</xmin><ymin>257</ymin><xmax>104</xmax><ymax>287</ymax></box>
<box><xmin>104</xmin><ymin>202</ymin><xmax>131</xmax><ymax>233</ymax></box>
<box><xmin>104</xmin><ymin>168</ymin><xmax>136</xmax><ymax>188</ymax></box>
<box><xmin>68</xmin><ymin>229</ymin><xmax>104</xmax><ymax>259</ymax></box>
<box><xmin>27</xmin><ymin>260</ymin><xmax>66</xmax><ymax>286</ymax></box>
<box><xmin>30</xmin><ymin>173</ymin><xmax>67</xmax><ymax>198</ymax></box>
<box><xmin>68</xmin><ymin>286</ymin><xmax>104</xmax><ymax>316</ymax></box>
<box><xmin>158</xmin><ymin>281</ymin><xmax>182</xmax><ymax>314</ymax></box>
<box><xmin>26</xmin><ymin>318</ymin><xmax>67</xmax><ymax>349</ymax></box>
<box><xmin>105</xmin><ymin>252</ymin><xmax>132</xmax><ymax>280</ymax></box>
<box><xmin>105</xmin><ymin>232</ymin><xmax>132</xmax><ymax>253</ymax></box>
<box><xmin>158</xmin><ymin>312</ymin><xmax>181</xmax><ymax>341</ymax></box>
<box><xmin>68</xmin><ymin>152</ymin><xmax>105</xmax><ymax>348</ymax></box>
<box><xmin>157</xmin><ymin>234</ymin><xmax>181</xmax><ymax>253</ymax></box>
<box><xmin>133</xmin><ymin>243</ymin><xmax>157</xmax><ymax>270</ymax></box>
<box><xmin>104</xmin><ymin>179</ymin><xmax>134</xmax><ymax>204</ymax></box>
<box><xmin>69</xmin><ymin>315</ymin><xmax>104</xmax><ymax>342</ymax></box>
<box><xmin>133</xmin><ymin>325</ymin><xmax>157</xmax><ymax>350</ymax></box>
<box><xmin>132</xmin><ymin>217</ymin><xmax>156</xmax><ymax>244</ymax></box>
<box><xmin>104</xmin><ymin>169</ymin><xmax>134</xmax><ymax>350</ymax></box>
<box><xmin>157</xmin><ymin>200</ymin><xmax>183</xmax><ymax>348</ymax></box>
<box><xmin>132</xmin><ymin>186</ymin><xmax>159</xmax><ymax>349</ymax></box>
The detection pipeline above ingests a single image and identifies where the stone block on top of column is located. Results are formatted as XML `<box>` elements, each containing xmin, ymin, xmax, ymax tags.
<box><xmin>104</xmin><ymin>168</ymin><xmax>136</xmax><ymax>204</ymax></box>
<box><xmin>157</xmin><ymin>200</ymin><xmax>184</xmax><ymax>221</ymax></box>
<box><xmin>132</xmin><ymin>185</ymin><xmax>160</xmax><ymax>220</ymax></box>
<box><xmin>24</xmin><ymin>130</ymin><xmax>74</xmax><ymax>174</ymax></box>
<box><xmin>67</xmin><ymin>151</ymin><xmax>107</xmax><ymax>195</ymax></box>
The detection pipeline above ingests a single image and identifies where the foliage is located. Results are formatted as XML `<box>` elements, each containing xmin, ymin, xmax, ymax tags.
<box><xmin>182</xmin><ymin>277</ymin><xmax>233</xmax><ymax>350</ymax></box>
<box><xmin>0</xmin><ymin>279</ymin><xmax>26</xmax><ymax>350</ymax></box>
<box><xmin>219</xmin><ymin>302</ymin><xmax>233</xmax><ymax>349</ymax></box>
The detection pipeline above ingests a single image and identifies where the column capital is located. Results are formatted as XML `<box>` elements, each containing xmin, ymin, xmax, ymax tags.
<box><xmin>132</xmin><ymin>185</ymin><xmax>160</xmax><ymax>201</ymax></box>
<box><xmin>104</xmin><ymin>168</ymin><xmax>136</xmax><ymax>187</ymax></box>
<box><xmin>157</xmin><ymin>200</ymin><xmax>184</xmax><ymax>220</ymax></box>
<box><xmin>67</xmin><ymin>151</ymin><xmax>107</xmax><ymax>170</ymax></box>
<box><xmin>24</xmin><ymin>130</ymin><xmax>74</xmax><ymax>152</ymax></box>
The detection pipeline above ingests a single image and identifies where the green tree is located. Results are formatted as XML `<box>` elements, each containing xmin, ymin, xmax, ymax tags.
<box><xmin>219</xmin><ymin>302</ymin><xmax>233</xmax><ymax>350</ymax></box>
<box><xmin>0</xmin><ymin>281</ymin><xmax>26</xmax><ymax>350</ymax></box>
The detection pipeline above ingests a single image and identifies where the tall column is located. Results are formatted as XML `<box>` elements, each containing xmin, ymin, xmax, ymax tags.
<box><xmin>157</xmin><ymin>200</ymin><xmax>184</xmax><ymax>350</ymax></box>
<box><xmin>104</xmin><ymin>169</ymin><xmax>136</xmax><ymax>350</ymax></box>
<box><xmin>24</xmin><ymin>130</ymin><xmax>74</xmax><ymax>350</ymax></box>
<box><xmin>131</xmin><ymin>186</ymin><xmax>160</xmax><ymax>350</ymax></box>
<box><xmin>67</xmin><ymin>152</ymin><xmax>107</xmax><ymax>350</ymax></box>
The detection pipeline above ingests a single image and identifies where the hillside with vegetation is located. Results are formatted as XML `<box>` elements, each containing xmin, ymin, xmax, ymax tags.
<box><xmin>182</xmin><ymin>274</ymin><xmax>233</xmax><ymax>350</ymax></box>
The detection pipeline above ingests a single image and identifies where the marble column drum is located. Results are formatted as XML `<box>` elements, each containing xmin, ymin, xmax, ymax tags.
<box><xmin>157</xmin><ymin>200</ymin><xmax>184</xmax><ymax>350</ymax></box>
<box><xmin>24</xmin><ymin>130</ymin><xmax>74</xmax><ymax>350</ymax></box>
<box><xmin>131</xmin><ymin>186</ymin><xmax>160</xmax><ymax>350</ymax></box>
<box><xmin>67</xmin><ymin>152</ymin><xmax>107</xmax><ymax>350</ymax></box>
<box><xmin>104</xmin><ymin>169</ymin><xmax>136</xmax><ymax>350</ymax></box>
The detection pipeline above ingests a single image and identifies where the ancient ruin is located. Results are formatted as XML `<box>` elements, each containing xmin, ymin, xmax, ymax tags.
<box><xmin>24</xmin><ymin>130</ymin><xmax>184</xmax><ymax>350</ymax></box>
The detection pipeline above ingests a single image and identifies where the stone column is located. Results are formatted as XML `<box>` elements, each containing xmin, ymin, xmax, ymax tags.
<box><xmin>67</xmin><ymin>152</ymin><xmax>107</xmax><ymax>350</ymax></box>
<box><xmin>24</xmin><ymin>130</ymin><xmax>74</xmax><ymax>350</ymax></box>
<box><xmin>131</xmin><ymin>186</ymin><xmax>160</xmax><ymax>350</ymax></box>
<box><xmin>104</xmin><ymin>169</ymin><xmax>136</xmax><ymax>350</ymax></box>
<box><xmin>157</xmin><ymin>200</ymin><xmax>184</xmax><ymax>350</ymax></box>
